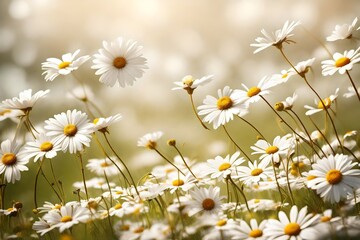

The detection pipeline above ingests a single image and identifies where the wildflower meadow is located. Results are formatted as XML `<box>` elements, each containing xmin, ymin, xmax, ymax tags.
<box><xmin>1</xmin><ymin>3</ymin><xmax>360</xmax><ymax>240</ymax></box>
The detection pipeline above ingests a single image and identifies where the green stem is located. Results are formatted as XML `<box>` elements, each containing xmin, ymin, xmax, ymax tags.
<box><xmin>154</xmin><ymin>148</ymin><xmax>185</xmax><ymax>176</ymax></box>
<box><xmin>222</xmin><ymin>125</ymin><xmax>252</xmax><ymax>163</ymax></box>
<box><xmin>345</xmin><ymin>70</ymin><xmax>360</xmax><ymax>102</ymax></box>
<box><xmin>189</xmin><ymin>94</ymin><xmax>209</xmax><ymax>130</ymax></box>
<box><xmin>78</xmin><ymin>153</ymin><xmax>89</xmax><ymax>200</ymax></box>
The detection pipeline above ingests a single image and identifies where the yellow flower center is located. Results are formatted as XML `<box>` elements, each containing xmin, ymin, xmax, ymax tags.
<box><xmin>326</xmin><ymin>169</ymin><xmax>342</xmax><ymax>185</ymax></box>
<box><xmin>59</xmin><ymin>234</ymin><xmax>74</xmax><ymax>240</ymax></box>
<box><xmin>93</xmin><ymin>118</ymin><xmax>99</xmax><ymax>124</ymax></box>
<box><xmin>114</xmin><ymin>203</ymin><xmax>122</xmax><ymax>210</ymax></box>
<box><xmin>321</xmin><ymin>216</ymin><xmax>331</xmax><ymax>222</ymax></box>
<box><xmin>216</xmin><ymin>219</ymin><xmax>227</xmax><ymax>226</ymax></box>
<box><xmin>113</xmin><ymin>56</ymin><xmax>127</xmax><ymax>69</ymax></box>
<box><xmin>335</xmin><ymin>57</ymin><xmax>351</xmax><ymax>68</ymax></box>
<box><xmin>115</xmin><ymin>191</ymin><xmax>123</xmax><ymax>195</ymax></box>
<box><xmin>282</xmin><ymin>73</ymin><xmax>288</xmax><ymax>79</ymax></box>
<box><xmin>265</xmin><ymin>146</ymin><xmax>279</xmax><ymax>154</ymax></box>
<box><xmin>247</xmin><ymin>87</ymin><xmax>261</xmax><ymax>97</ymax></box>
<box><xmin>146</xmin><ymin>141</ymin><xmax>156</xmax><ymax>150</ymax></box>
<box><xmin>218</xmin><ymin>162</ymin><xmax>231</xmax><ymax>171</ymax></box>
<box><xmin>172</xmin><ymin>179</ymin><xmax>185</xmax><ymax>186</ymax></box>
<box><xmin>249</xmin><ymin>229</ymin><xmax>263</xmax><ymax>238</ymax></box>
<box><xmin>254</xmin><ymin>199</ymin><xmax>260</xmax><ymax>203</ymax></box>
<box><xmin>202</xmin><ymin>198</ymin><xmax>215</xmax><ymax>210</ymax></box>
<box><xmin>290</xmin><ymin>169</ymin><xmax>299</xmax><ymax>176</ymax></box>
<box><xmin>7</xmin><ymin>207</ymin><xmax>14</xmax><ymax>212</ymax></box>
<box><xmin>61</xmin><ymin>215</ymin><xmax>73</xmax><ymax>223</ymax></box>
<box><xmin>1</xmin><ymin>153</ymin><xmax>17</xmax><ymax>166</ymax></box>
<box><xmin>0</xmin><ymin>109</ymin><xmax>11</xmax><ymax>116</ymax></box>
<box><xmin>58</xmin><ymin>61</ymin><xmax>71</xmax><ymax>69</ymax></box>
<box><xmin>63</xmin><ymin>124</ymin><xmax>77</xmax><ymax>136</ymax></box>
<box><xmin>284</xmin><ymin>222</ymin><xmax>301</xmax><ymax>236</ymax></box>
<box><xmin>100</xmin><ymin>161</ymin><xmax>111</xmax><ymax>167</ymax></box>
<box><xmin>317</xmin><ymin>97</ymin><xmax>332</xmax><ymax>109</ymax></box>
<box><xmin>88</xmin><ymin>201</ymin><xmax>98</xmax><ymax>209</ymax></box>
<box><xmin>53</xmin><ymin>204</ymin><xmax>62</xmax><ymax>210</ymax></box>
<box><xmin>40</xmin><ymin>141</ymin><xmax>53</xmax><ymax>152</ymax></box>
<box><xmin>182</xmin><ymin>75</ymin><xmax>194</xmax><ymax>86</ymax></box>
<box><xmin>251</xmin><ymin>168</ymin><xmax>263</xmax><ymax>176</ymax></box>
<box><xmin>217</xmin><ymin>96</ymin><xmax>233</xmax><ymax>110</ymax></box>
<box><xmin>133</xmin><ymin>226</ymin><xmax>144</xmax><ymax>233</ymax></box>
<box><xmin>307</xmin><ymin>175</ymin><xmax>316</xmax><ymax>181</ymax></box>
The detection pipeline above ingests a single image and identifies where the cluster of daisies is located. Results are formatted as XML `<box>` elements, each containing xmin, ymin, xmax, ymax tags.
<box><xmin>1</xmin><ymin>18</ymin><xmax>360</xmax><ymax>240</ymax></box>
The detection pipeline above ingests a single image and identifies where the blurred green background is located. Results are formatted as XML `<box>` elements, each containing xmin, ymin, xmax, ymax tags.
<box><xmin>1</xmin><ymin>0</ymin><xmax>360</xmax><ymax>211</ymax></box>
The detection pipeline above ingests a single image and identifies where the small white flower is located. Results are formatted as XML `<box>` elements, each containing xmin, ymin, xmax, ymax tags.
<box><xmin>270</xmin><ymin>69</ymin><xmax>296</xmax><ymax>85</ymax></box>
<box><xmin>291</xmin><ymin>58</ymin><xmax>315</xmax><ymax>76</ymax></box>
<box><xmin>251</xmin><ymin>135</ymin><xmax>294</xmax><ymax>165</ymax></box>
<box><xmin>1</xmin><ymin>89</ymin><xmax>50</xmax><ymax>111</ymax></box>
<box><xmin>186</xmin><ymin>186</ymin><xmax>225</xmax><ymax>217</ymax></box>
<box><xmin>86</xmin><ymin>157</ymin><xmax>122</xmax><ymax>177</ymax></box>
<box><xmin>321</xmin><ymin>47</ymin><xmax>360</xmax><ymax>76</ymax></box>
<box><xmin>235</xmin><ymin>76</ymin><xmax>276</xmax><ymax>105</ymax></box>
<box><xmin>197</xmin><ymin>86</ymin><xmax>249</xmax><ymax>129</ymax></box>
<box><xmin>264</xmin><ymin>205</ymin><xmax>319</xmax><ymax>240</ymax></box>
<box><xmin>32</xmin><ymin>218</ymin><xmax>56</xmax><ymax>236</ymax></box>
<box><xmin>44</xmin><ymin>109</ymin><xmax>93</xmax><ymax>154</ymax></box>
<box><xmin>166</xmin><ymin>172</ymin><xmax>198</xmax><ymax>193</ymax></box>
<box><xmin>92</xmin><ymin>114</ymin><xmax>122</xmax><ymax>132</ymax></box>
<box><xmin>202</xmin><ymin>152</ymin><xmax>244</xmax><ymax>180</ymax></box>
<box><xmin>73</xmin><ymin>177</ymin><xmax>115</xmax><ymax>190</ymax></box>
<box><xmin>137</xmin><ymin>131</ymin><xmax>163</xmax><ymax>149</ymax></box>
<box><xmin>22</xmin><ymin>132</ymin><xmax>61</xmax><ymax>162</ymax></box>
<box><xmin>232</xmin><ymin>218</ymin><xmax>268</xmax><ymax>240</ymax></box>
<box><xmin>41</xmin><ymin>49</ymin><xmax>90</xmax><ymax>82</ymax></box>
<box><xmin>92</xmin><ymin>37</ymin><xmax>148</xmax><ymax>87</ymax></box>
<box><xmin>251</xmin><ymin>20</ymin><xmax>301</xmax><ymax>54</ymax></box>
<box><xmin>0</xmin><ymin>108</ymin><xmax>23</xmax><ymax>122</ymax></box>
<box><xmin>235</xmin><ymin>160</ymin><xmax>273</xmax><ymax>185</ymax></box>
<box><xmin>42</xmin><ymin>202</ymin><xmax>91</xmax><ymax>233</ymax></box>
<box><xmin>304</xmin><ymin>88</ymin><xmax>339</xmax><ymax>116</ymax></box>
<box><xmin>306</xmin><ymin>154</ymin><xmax>360</xmax><ymax>203</ymax></box>
<box><xmin>327</xmin><ymin>17</ymin><xmax>359</xmax><ymax>41</ymax></box>
<box><xmin>0</xmin><ymin>139</ymin><xmax>28</xmax><ymax>183</ymax></box>
<box><xmin>172</xmin><ymin>74</ymin><xmax>213</xmax><ymax>94</ymax></box>
<box><xmin>279</xmin><ymin>92</ymin><xmax>298</xmax><ymax>111</ymax></box>
<box><xmin>343</xmin><ymin>86</ymin><xmax>360</xmax><ymax>98</ymax></box>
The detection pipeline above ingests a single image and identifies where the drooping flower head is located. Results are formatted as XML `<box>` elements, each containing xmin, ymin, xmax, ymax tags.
<box><xmin>92</xmin><ymin>37</ymin><xmax>148</xmax><ymax>87</ymax></box>
<box><xmin>41</xmin><ymin>49</ymin><xmax>90</xmax><ymax>82</ymax></box>
<box><xmin>137</xmin><ymin>131</ymin><xmax>163</xmax><ymax>150</ymax></box>
<box><xmin>304</xmin><ymin>88</ymin><xmax>339</xmax><ymax>116</ymax></box>
<box><xmin>251</xmin><ymin>20</ymin><xmax>301</xmax><ymax>53</ymax></box>
<box><xmin>327</xmin><ymin>17</ymin><xmax>359</xmax><ymax>42</ymax></box>
<box><xmin>172</xmin><ymin>74</ymin><xmax>213</xmax><ymax>94</ymax></box>
<box><xmin>1</xmin><ymin>89</ymin><xmax>50</xmax><ymax>112</ymax></box>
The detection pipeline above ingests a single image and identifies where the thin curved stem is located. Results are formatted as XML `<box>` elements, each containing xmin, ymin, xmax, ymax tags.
<box><xmin>189</xmin><ymin>94</ymin><xmax>209</xmax><ymax>130</ymax></box>
<box><xmin>171</xmin><ymin>145</ymin><xmax>197</xmax><ymax>179</ymax></box>
<box><xmin>345</xmin><ymin>70</ymin><xmax>360</xmax><ymax>102</ymax></box>
<box><xmin>222</xmin><ymin>125</ymin><xmax>252</xmax><ymax>163</ymax></box>
<box><xmin>77</xmin><ymin>153</ymin><xmax>89</xmax><ymax>200</ymax></box>
<box><xmin>236</xmin><ymin>115</ymin><xmax>267</xmax><ymax>141</ymax></box>
<box><xmin>153</xmin><ymin>148</ymin><xmax>185</xmax><ymax>176</ymax></box>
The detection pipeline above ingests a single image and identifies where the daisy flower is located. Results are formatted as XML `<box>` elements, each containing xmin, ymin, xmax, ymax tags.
<box><xmin>172</xmin><ymin>74</ymin><xmax>213</xmax><ymax>94</ymax></box>
<box><xmin>186</xmin><ymin>186</ymin><xmax>225</xmax><ymax>217</ymax></box>
<box><xmin>86</xmin><ymin>157</ymin><xmax>122</xmax><ymax>177</ymax></box>
<box><xmin>1</xmin><ymin>89</ymin><xmax>50</xmax><ymax>111</ymax></box>
<box><xmin>202</xmin><ymin>152</ymin><xmax>245</xmax><ymax>180</ymax></box>
<box><xmin>166</xmin><ymin>172</ymin><xmax>198</xmax><ymax>193</ymax></box>
<box><xmin>291</xmin><ymin>58</ymin><xmax>315</xmax><ymax>77</ymax></box>
<box><xmin>41</xmin><ymin>49</ymin><xmax>90</xmax><ymax>82</ymax></box>
<box><xmin>251</xmin><ymin>135</ymin><xmax>294</xmax><ymax>165</ymax></box>
<box><xmin>235</xmin><ymin>160</ymin><xmax>273</xmax><ymax>185</ymax></box>
<box><xmin>264</xmin><ymin>205</ymin><xmax>319</xmax><ymax>240</ymax></box>
<box><xmin>0</xmin><ymin>108</ymin><xmax>23</xmax><ymax>122</ymax></box>
<box><xmin>240</xmin><ymin>198</ymin><xmax>282</xmax><ymax>212</ymax></box>
<box><xmin>232</xmin><ymin>219</ymin><xmax>268</xmax><ymax>240</ymax></box>
<box><xmin>102</xmin><ymin>186</ymin><xmax>127</xmax><ymax>199</ymax></box>
<box><xmin>92</xmin><ymin>113</ymin><xmax>122</xmax><ymax>132</ymax></box>
<box><xmin>44</xmin><ymin>109</ymin><xmax>94</xmax><ymax>154</ymax></box>
<box><xmin>235</xmin><ymin>76</ymin><xmax>276</xmax><ymax>105</ymax></box>
<box><xmin>250</xmin><ymin>20</ymin><xmax>301</xmax><ymax>53</ymax></box>
<box><xmin>270</xmin><ymin>69</ymin><xmax>296</xmax><ymax>85</ymax></box>
<box><xmin>197</xmin><ymin>86</ymin><xmax>249</xmax><ymax>129</ymax></box>
<box><xmin>137</xmin><ymin>131</ymin><xmax>163</xmax><ymax>149</ymax></box>
<box><xmin>321</xmin><ymin>47</ymin><xmax>360</xmax><ymax>76</ymax></box>
<box><xmin>73</xmin><ymin>177</ymin><xmax>115</xmax><ymax>190</ymax></box>
<box><xmin>22</xmin><ymin>132</ymin><xmax>61</xmax><ymax>162</ymax></box>
<box><xmin>32</xmin><ymin>218</ymin><xmax>56</xmax><ymax>236</ymax></box>
<box><xmin>343</xmin><ymin>86</ymin><xmax>360</xmax><ymax>98</ymax></box>
<box><xmin>66</xmin><ymin>84</ymin><xmax>94</xmax><ymax>102</ymax></box>
<box><xmin>42</xmin><ymin>202</ymin><xmax>91</xmax><ymax>233</ymax></box>
<box><xmin>327</xmin><ymin>17</ymin><xmax>359</xmax><ymax>41</ymax></box>
<box><xmin>0</xmin><ymin>139</ymin><xmax>28</xmax><ymax>183</ymax></box>
<box><xmin>275</xmin><ymin>93</ymin><xmax>298</xmax><ymax>111</ymax></box>
<box><xmin>92</xmin><ymin>37</ymin><xmax>148</xmax><ymax>87</ymax></box>
<box><xmin>306</xmin><ymin>154</ymin><xmax>360</xmax><ymax>203</ymax></box>
<box><xmin>304</xmin><ymin>88</ymin><xmax>339</xmax><ymax>116</ymax></box>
